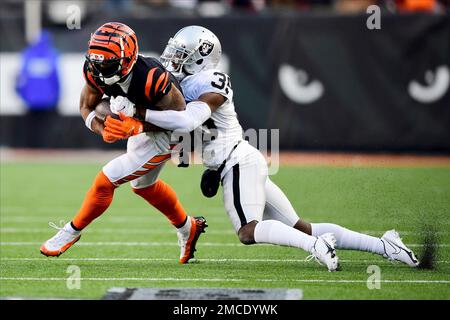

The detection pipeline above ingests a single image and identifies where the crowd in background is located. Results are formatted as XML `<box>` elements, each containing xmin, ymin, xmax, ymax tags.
<box><xmin>112</xmin><ymin>0</ymin><xmax>450</xmax><ymax>14</ymax></box>
<box><xmin>158</xmin><ymin>0</ymin><xmax>447</xmax><ymax>12</ymax></box>
<box><xmin>1</xmin><ymin>0</ymin><xmax>450</xmax><ymax>21</ymax></box>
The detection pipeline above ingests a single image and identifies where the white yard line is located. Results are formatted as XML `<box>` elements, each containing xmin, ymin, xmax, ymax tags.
<box><xmin>0</xmin><ymin>216</ymin><xmax>229</xmax><ymax>223</ymax></box>
<box><xmin>260</xmin><ymin>279</ymin><xmax>450</xmax><ymax>284</ymax></box>
<box><xmin>1</xmin><ymin>227</ymin><xmax>448</xmax><ymax>237</ymax></box>
<box><xmin>0</xmin><ymin>207</ymin><xmax>225</xmax><ymax>215</ymax></box>
<box><xmin>1</xmin><ymin>241</ymin><xmax>238</xmax><ymax>246</ymax></box>
<box><xmin>0</xmin><ymin>277</ymin><xmax>448</xmax><ymax>284</ymax></box>
<box><xmin>0</xmin><ymin>228</ymin><xmax>235</xmax><ymax>235</ymax></box>
<box><xmin>1</xmin><ymin>257</ymin><xmax>449</xmax><ymax>263</ymax></box>
<box><xmin>0</xmin><ymin>241</ymin><xmax>448</xmax><ymax>248</ymax></box>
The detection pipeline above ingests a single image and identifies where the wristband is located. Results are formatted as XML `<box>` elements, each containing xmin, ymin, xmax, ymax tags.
<box><xmin>85</xmin><ymin>110</ymin><xmax>96</xmax><ymax>131</ymax></box>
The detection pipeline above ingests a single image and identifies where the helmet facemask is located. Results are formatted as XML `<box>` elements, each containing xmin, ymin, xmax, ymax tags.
<box><xmin>86</xmin><ymin>54</ymin><xmax>127</xmax><ymax>85</ymax></box>
<box><xmin>160</xmin><ymin>38</ymin><xmax>204</xmax><ymax>80</ymax></box>
<box><xmin>161</xmin><ymin>26</ymin><xmax>222</xmax><ymax>80</ymax></box>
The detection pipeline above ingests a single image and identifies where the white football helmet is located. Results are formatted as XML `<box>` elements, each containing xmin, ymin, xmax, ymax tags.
<box><xmin>160</xmin><ymin>25</ymin><xmax>222</xmax><ymax>80</ymax></box>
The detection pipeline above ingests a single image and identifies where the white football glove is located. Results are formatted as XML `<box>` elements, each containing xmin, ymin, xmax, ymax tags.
<box><xmin>110</xmin><ymin>96</ymin><xmax>135</xmax><ymax>117</ymax></box>
<box><xmin>153</xmin><ymin>132</ymin><xmax>171</xmax><ymax>154</ymax></box>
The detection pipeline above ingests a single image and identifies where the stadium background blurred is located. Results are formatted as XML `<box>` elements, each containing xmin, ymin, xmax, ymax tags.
<box><xmin>0</xmin><ymin>0</ymin><xmax>449</xmax><ymax>300</ymax></box>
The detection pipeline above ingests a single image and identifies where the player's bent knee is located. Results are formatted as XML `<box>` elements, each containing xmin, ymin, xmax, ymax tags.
<box><xmin>238</xmin><ymin>232</ymin><xmax>254</xmax><ymax>245</ymax></box>
<box><xmin>93</xmin><ymin>171</ymin><xmax>116</xmax><ymax>193</ymax></box>
<box><xmin>238</xmin><ymin>222</ymin><xmax>257</xmax><ymax>245</ymax></box>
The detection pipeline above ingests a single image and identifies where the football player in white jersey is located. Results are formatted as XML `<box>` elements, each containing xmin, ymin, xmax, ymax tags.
<box><xmin>118</xmin><ymin>26</ymin><xmax>419</xmax><ymax>271</ymax></box>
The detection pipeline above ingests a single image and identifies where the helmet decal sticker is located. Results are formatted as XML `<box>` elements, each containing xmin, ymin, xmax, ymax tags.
<box><xmin>199</xmin><ymin>40</ymin><xmax>214</xmax><ymax>57</ymax></box>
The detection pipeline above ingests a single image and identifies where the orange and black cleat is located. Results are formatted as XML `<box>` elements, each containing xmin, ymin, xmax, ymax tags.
<box><xmin>177</xmin><ymin>216</ymin><xmax>208</xmax><ymax>264</ymax></box>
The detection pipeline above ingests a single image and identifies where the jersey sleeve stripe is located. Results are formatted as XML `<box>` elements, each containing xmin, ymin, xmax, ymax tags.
<box><xmin>147</xmin><ymin>153</ymin><xmax>171</xmax><ymax>164</ymax></box>
<box><xmin>145</xmin><ymin>67</ymin><xmax>158</xmax><ymax>102</ymax></box>
<box><xmin>155</xmin><ymin>72</ymin><xmax>169</xmax><ymax>95</ymax></box>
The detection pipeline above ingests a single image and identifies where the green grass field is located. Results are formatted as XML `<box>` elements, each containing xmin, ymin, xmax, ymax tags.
<box><xmin>1</xmin><ymin>161</ymin><xmax>449</xmax><ymax>299</ymax></box>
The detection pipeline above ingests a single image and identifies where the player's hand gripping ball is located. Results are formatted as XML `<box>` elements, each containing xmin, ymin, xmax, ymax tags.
<box><xmin>104</xmin><ymin>113</ymin><xmax>143</xmax><ymax>141</ymax></box>
<box><xmin>94</xmin><ymin>98</ymin><xmax>119</xmax><ymax>122</ymax></box>
<box><xmin>110</xmin><ymin>96</ymin><xmax>135</xmax><ymax>117</ymax></box>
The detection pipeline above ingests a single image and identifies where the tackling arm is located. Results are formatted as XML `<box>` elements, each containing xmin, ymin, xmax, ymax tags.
<box><xmin>135</xmin><ymin>83</ymin><xmax>187</xmax><ymax>132</ymax></box>
<box><xmin>143</xmin><ymin>92</ymin><xmax>224</xmax><ymax>132</ymax></box>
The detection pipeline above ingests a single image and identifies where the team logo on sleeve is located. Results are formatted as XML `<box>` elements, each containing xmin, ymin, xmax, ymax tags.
<box><xmin>199</xmin><ymin>40</ymin><xmax>214</xmax><ymax>57</ymax></box>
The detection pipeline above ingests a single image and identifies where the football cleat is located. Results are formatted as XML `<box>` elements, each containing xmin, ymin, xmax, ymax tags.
<box><xmin>381</xmin><ymin>229</ymin><xmax>419</xmax><ymax>267</ymax></box>
<box><xmin>40</xmin><ymin>221</ymin><xmax>81</xmax><ymax>257</ymax></box>
<box><xmin>307</xmin><ymin>233</ymin><xmax>340</xmax><ymax>272</ymax></box>
<box><xmin>177</xmin><ymin>216</ymin><xmax>207</xmax><ymax>264</ymax></box>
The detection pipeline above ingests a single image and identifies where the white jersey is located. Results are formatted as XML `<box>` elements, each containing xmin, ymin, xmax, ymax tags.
<box><xmin>181</xmin><ymin>69</ymin><xmax>249</xmax><ymax>170</ymax></box>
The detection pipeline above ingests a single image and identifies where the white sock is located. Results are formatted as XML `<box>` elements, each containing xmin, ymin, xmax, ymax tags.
<box><xmin>65</xmin><ymin>222</ymin><xmax>81</xmax><ymax>235</ymax></box>
<box><xmin>254</xmin><ymin>220</ymin><xmax>316</xmax><ymax>253</ymax></box>
<box><xmin>311</xmin><ymin>223</ymin><xmax>384</xmax><ymax>255</ymax></box>
<box><xmin>177</xmin><ymin>216</ymin><xmax>191</xmax><ymax>236</ymax></box>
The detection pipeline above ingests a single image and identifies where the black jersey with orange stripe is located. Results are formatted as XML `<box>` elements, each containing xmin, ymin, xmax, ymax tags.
<box><xmin>83</xmin><ymin>55</ymin><xmax>181</xmax><ymax>110</ymax></box>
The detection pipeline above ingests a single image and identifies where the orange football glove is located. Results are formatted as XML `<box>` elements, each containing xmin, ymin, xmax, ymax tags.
<box><xmin>104</xmin><ymin>113</ymin><xmax>143</xmax><ymax>138</ymax></box>
<box><xmin>102</xmin><ymin>126</ymin><xmax>125</xmax><ymax>143</ymax></box>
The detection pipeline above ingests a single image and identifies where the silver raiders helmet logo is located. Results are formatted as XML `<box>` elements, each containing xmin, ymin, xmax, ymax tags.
<box><xmin>199</xmin><ymin>40</ymin><xmax>214</xmax><ymax>57</ymax></box>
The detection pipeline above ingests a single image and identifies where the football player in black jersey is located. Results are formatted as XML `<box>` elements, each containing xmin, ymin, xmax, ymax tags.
<box><xmin>41</xmin><ymin>22</ymin><xmax>206</xmax><ymax>264</ymax></box>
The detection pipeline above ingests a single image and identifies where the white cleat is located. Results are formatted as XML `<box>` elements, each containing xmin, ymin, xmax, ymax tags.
<box><xmin>381</xmin><ymin>230</ymin><xmax>419</xmax><ymax>267</ymax></box>
<box><xmin>307</xmin><ymin>233</ymin><xmax>340</xmax><ymax>272</ymax></box>
<box><xmin>40</xmin><ymin>221</ymin><xmax>81</xmax><ymax>257</ymax></box>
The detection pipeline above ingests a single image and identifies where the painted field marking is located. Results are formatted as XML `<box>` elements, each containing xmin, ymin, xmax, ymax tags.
<box><xmin>0</xmin><ymin>277</ymin><xmax>448</xmax><ymax>284</ymax></box>
<box><xmin>0</xmin><ymin>228</ymin><xmax>235</xmax><ymax>235</ymax></box>
<box><xmin>2</xmin><ymin>213</ymin><xmax>449</xmax><ymax>226</ymax></box>
<box><xmin>0</xmin><ymin>216</ymin><xmax>229</xmax><ymax>223</ymax></box>
<box><xmin>0</xmin><ymin>207</ymin><xmax>225</xmax><ymax>216</ymax></box>
<box><xmin>0</xmin><ymin>228</ymin><xmax>439</xmax><ymax>237</ymax></box>
<box><xmin>1</xmin><ymin>227</ymin><xmax>449</xmax><ymax>237</ymax></box>
<box><xmin>1</xmin><ymin>257</ymin><xmax>449</xmax><ymax>264</ymax></box>
<box><xmin>0</xmin><ymin>241</ymin><xmax>448</xmax><ymax>248</ymax></box>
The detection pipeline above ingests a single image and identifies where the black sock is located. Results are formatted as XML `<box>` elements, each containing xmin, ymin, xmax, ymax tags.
<box><xmin>70</xmin><ymin>221</ymin><xmax>82</xmax><ymax>232</ymax></box>
<box><xmin>175</xmin><ymin>216</ymin><xmax>188</xmax><ymax>229</ymax></box>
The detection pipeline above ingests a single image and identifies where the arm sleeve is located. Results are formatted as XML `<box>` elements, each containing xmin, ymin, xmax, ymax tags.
<box><xmin>144</xmin><ymin>101</ymin><xmax>212</xmax><ymax>132</ymax></box>
<box><xmin>144</xmin><ymin>67</ymin><xmax>172</xmax><ymax>104</ymax></box>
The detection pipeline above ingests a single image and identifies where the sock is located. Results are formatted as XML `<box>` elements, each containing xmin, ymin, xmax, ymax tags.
<box><xmin>177</xmin><ymin>215</ymin><xmax>191</xmax><ymax>237</ymax></box>
<box><xmin>70</xmin><ymin>221</ymin><xmax>81</xmax><ymax>232</ymax></box>
<box><xmin>254</xmin><ymin>220</ymin><xmax>316</xmax><ymax>253</ymax></box>
<box><xmin>65</xmin><ymin>222</ymin><xmax>81</xmax><ymax>235</ymax></box>
<box><xmin>311</xmin><ymin>223</ymin><xmax>384</xmax><ymax>255</ymax></box>
<box><xmin>72</xmin><ymin>171</ymin><xmax>116</xmax><ymax>230</ymax></box>
<box><xmin>133</xmin><ymin>179</ymin><xmax>188</xmax><ymax>228</ymax></box>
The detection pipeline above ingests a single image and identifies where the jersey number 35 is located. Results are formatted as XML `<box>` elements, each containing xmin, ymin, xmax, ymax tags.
<box><xmin>211</xmin><ymin>72</ymin><xmax>232</xmax><ymax>95</ymax></box>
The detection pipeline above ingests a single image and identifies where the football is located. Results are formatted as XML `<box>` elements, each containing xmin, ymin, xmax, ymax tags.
<box><xmin>94</xmin><ymin>97</ymin><xmax>119</xmax><ymax>122</ymax></box>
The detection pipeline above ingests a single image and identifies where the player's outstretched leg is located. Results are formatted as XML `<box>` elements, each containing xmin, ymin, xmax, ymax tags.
<box><xmin>40</xmin><ymin>170</ymin><xmax>116</xmax><ymax>256</ymax></box>
<box><xmin>309</xmin><ymin>223</ymin><xmax>419</xmax><ymax>267</ymax></box>
<box><xmin>263</xmin><ymin>178</ymin><xmax>419</xmax><ymax>267</ymax></box>
<box><xmin>132</xmin><ymin>179</ymin><xmax>208</xmax><ymax>264</ymax></box>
